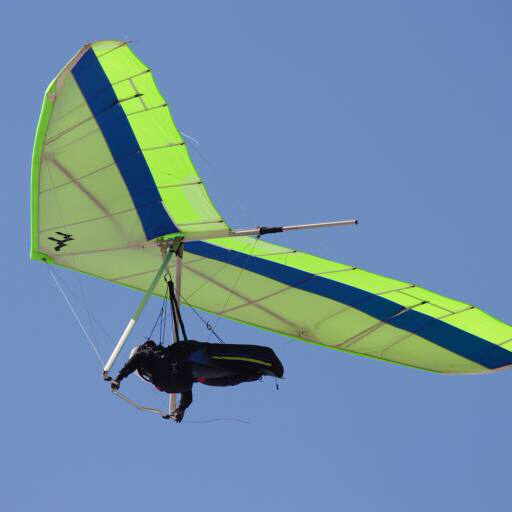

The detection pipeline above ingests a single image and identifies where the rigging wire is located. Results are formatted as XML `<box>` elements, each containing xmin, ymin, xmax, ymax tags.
<box><xmin>184</xmin><ymin>237</ymin><xmax>257</xmax><ymax>302</ymax></box>
<box><xmin>178</xmin><ymin>295</ymin><xmax>226</xmax><ymax>343</ymax></box>
<box><xmin>48</xmin><ymin>265</ymin><xmax>171</xmax><ymax>411</ymax></box>
<box><xmin>178</xmin><ymin>131</ymin><xmax>264</xmax><ymax>343</ymax></box>
<box><xmin>180</xmin><ymin>131</ymin><xmax>200</xmax><ymax>145</ymax></box>
<box><xmin>44</xmin><ymin>130</ymin><xmax>258</xmax><ymax>420</ymax></box>
<box><xmin>185</xmin><ymin>133</ymin><xmax>216</xmax><ymax>170</ymax></box>
<box><xmin>174</xmin><ymin>236</ymin><xmax>260</xmax><ymax>344</ymax></box>
<box><xmin>146</xmin><ymin>282</ymin><xmax>169</xmax><ymax>343</ymax></box>
<box><xmin>48</xmin><ymin>267</ymin><xmax>116</xmax><ymax>348</ymax></box>
<box><xmin>46</xmin><ymin>255</ymin><xmax>258</xmax><ymax>425</ymax></box>
<box><xmin>45</xmin><ymin>158</ymin><xmax>102</xmax><ymax>358</ymax></box>
<box><xmin>47</xmin><ymin>265</ymin><xmax>105</xmax><ymax>366</ymax></box>
<box><xmin>184</xmin><ymin>417</ymin><xmax>250</xmax><ymax>425</ymax></box>
<box><xmin>206</xmin><ymin>236</ymin><xmax>259</xmax><ymax>342</ymax></box>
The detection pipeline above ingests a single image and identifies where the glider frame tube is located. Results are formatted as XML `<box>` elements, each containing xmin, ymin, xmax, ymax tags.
<box><xmin>113</xmin><ymin>390</ymin><xmax>167</xmax><ymax>417</ymax></box>
<box><xmin>231</xmin><ymin>219</ymin><xmax>358</xmax><ymax>237</ymax></box>
<box><xmin>169</xmin><ymin>244</ymin><xmax>183</xmax><ymax>415</ymax></box>
<box><xmin>102</xmin><ymin>246</ymin><xmax>176</xmax><ymax>380</ymax></box>
<box><xmin>164</xmin><ymin>218</ymin><xmax>358</xmax><ymax>242</ymax></box>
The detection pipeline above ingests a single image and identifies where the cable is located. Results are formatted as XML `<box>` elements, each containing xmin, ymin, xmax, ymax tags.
<box><xmin>178</xmin><ymin>294</ymin><xmax>226</xmax><ymax>343</ymax></box>
<box><xmin>184</xmin><ymin>417</ymin><xmax>250</xmax><ymax>425</ymax></box>
<box><xmin>180</xmin><ymin>131</ymin><xmax>200</xmax><ymax>145</ymax></box>
<box><xmin>47</xmin><ymin>265</ymin><xmax>105</xmax><ymax>366</ymax></box>
<box><xmin>48</xmin><ymin>265</ymin><xmax>115</xmax><ymax>348</ymax></box>
<box><xmin>206</xmin><ymin>237</ymin><xmax>259</xmax><ymax>341</ymax></box>
<box><xmin>146</xmin><ymin>283</ymin><xmax>169</xmax><ymax>343</ymax></box>
<box><xmin>176</xmin><ymin>237</ymin><xmax>260</xmax><ymax>344</ymax></box>
<box><xmin>47</xmin><ymin>265</ymin><xmax>174</xmax><ymax>415</ymax></box>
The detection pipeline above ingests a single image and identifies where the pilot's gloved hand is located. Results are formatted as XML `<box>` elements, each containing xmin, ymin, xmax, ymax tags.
<box><xmin>172</xmin><ymin>408</ymin><xmax>185</xmax><ymax>423</ymax></box>
<box><xmin>110</xmin><ymin>380</ymin><xmax>120</xmax><ymax>391</ymax></box>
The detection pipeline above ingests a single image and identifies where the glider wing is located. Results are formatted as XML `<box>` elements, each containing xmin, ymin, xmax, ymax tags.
<box><xmin>31</xmin><ymin>42</ymin><xmax>512</xmax><ymax>375</ymax></box>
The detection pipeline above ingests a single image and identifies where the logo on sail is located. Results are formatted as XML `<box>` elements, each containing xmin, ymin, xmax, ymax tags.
<box><xmin>48</xmin><ymin>232</ymin><xmax>74</xmax><ymax>252</ymax></box>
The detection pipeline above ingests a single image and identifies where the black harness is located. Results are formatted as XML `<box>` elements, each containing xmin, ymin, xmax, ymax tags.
<box><xmin>166</xmin><ymin>277</ymin><xmax>188</xmax><ymax>343</ymax></box>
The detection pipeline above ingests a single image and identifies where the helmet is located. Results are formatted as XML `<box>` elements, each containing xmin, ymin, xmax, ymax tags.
<box><xmin>141</xmin><ymin>339</ymin><xmax>157</xmax><ymax>351</ymax></box>
<box><xmin>129</xmin><ymin>345</ymin><xmax>139</xmax><ymax>360</ymax></box>
<box><xmin>129</xmin><ymin>341</ymin><xmax>157</xmax><ymax>383</ymax></box>
<box><xmin>129</xmin><ymin>340</ymin><xmax>157</xmax><ymax>359</ymax></box>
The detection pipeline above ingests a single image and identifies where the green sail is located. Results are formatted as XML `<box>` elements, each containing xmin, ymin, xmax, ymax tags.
<box><xmin>31</xmin><ymin>41</ymin><xmax>512</xmax><ymax>375</ymax></box>
<box><xmin>31</xmin><ymin>40</ymin><xmax>228</xmax><ymax>265</ymax></box>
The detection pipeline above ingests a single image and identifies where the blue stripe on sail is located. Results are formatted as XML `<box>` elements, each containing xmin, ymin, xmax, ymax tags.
<box><xmin>71</xmin><ymin>48</ymin><xmax>177</xmax><ymax>240</ymax></box>
<box><xmin>186</xmin><ymin>241</ymin><xmax>512</xmax><ymax>370</ymax></box>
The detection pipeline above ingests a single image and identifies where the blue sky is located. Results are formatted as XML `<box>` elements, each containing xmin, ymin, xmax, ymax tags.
<box><xmin>2</xmin><ymin>1</ymin><xmax>512</xmax><ymax>510</ymax></box>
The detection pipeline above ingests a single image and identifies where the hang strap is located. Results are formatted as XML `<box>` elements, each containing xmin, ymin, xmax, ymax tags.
<box><xmin>166</xmin><ymin>278</ymin><xmax>188</xmax><ymax>342</ymax></box>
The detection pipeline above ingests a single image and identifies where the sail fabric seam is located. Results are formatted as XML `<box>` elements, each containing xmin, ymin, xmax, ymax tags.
<box><xmin>40</xmin><ymin>206</ymin><xmax>137</xmax><ymax>233</ymax></box>
<box><xmin>95</xmin><ymin>41</ymin><xmax>128</xmax><ymax>59</ymax></box>
<box><xmin>44</xmin><ymin>99</ymin><xmax>159</xmax><ymax>146</ymax></box>
<box><xmin>40</xmin><ymin>161</ymin><xmax>117</xmax><ymax>193</ymax></box>
<box><xmin>185</xmin><ymin>241</ymin><xmax>512</xmax><ymax>370</ymax></box>
<box><xmin>50</xmin><ymin>244</ymin><xmax>146</xmax><ymax>260</ymax></box>
<box><xmin>44</xmin><ymin>95</ymin><xmax>145</xmax><ymax>148</ymax></box>
<box><xmin>220</xmin><ymin>268</ymin><xmax>388</xmax><ymax>317</ymax></box>
<box><xmin>184</xmin><ymin>238</ymin><xmax>263</xmax><ymax>302</ymax></box>
<box><xmin>183</xmin><ymin>261</ymin><xmax>297</xmax><ymax>328</ymax></box>
<box><xmin>41</xmin><ymin>139</ymin><xmax>184</xmax><ymax>194</ymax></box>
<box><xmin>46</xmin><ymin>156</ymin><xmax>122</xmax><ymax>232</ymax></box>
<box><xmin>48</xmin><ymin>69</ymin><xmax>150</xmax><ymax>128</ymax></box>
<box><xmin>398</xmin><ymin>289</ymin><xmax>460</xmax><ymax>314</ymax></box>
<box><xmin>378</xmin><ymin>305</ymin><xmax>475</xmax><ymax>358</ymax></box>
<box><xmin>71</xmin><ymin>48</ymin><xmax>178</xmax><ymax>241</ymax></box>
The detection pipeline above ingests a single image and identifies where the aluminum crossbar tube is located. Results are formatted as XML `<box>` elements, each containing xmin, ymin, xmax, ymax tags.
<box><xmin>102</xmin><ymin>248</ymin><xmax>175</xmax><ymax>380</ymax></box>
<box><xmin>231</xmin><ymin>218</ymin><xmax>358</xmax><ymax>237</ymax></box>
<box><xmin>160</xmin><ymin>218</ymin><xmax>358</xmax><ymax>243</ymax></box>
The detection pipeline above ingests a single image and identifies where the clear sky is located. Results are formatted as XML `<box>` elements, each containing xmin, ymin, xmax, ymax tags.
<box><xmin>2</xmin><ymin>1</ymin><xmax>512</xmax><ymax>511</ymax></box>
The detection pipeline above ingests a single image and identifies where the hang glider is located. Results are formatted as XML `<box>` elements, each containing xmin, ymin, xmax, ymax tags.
<box><xmin>31</xmin><ymin>40</ymin><xmax>512</xmax><ymax>383</ymax></box>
